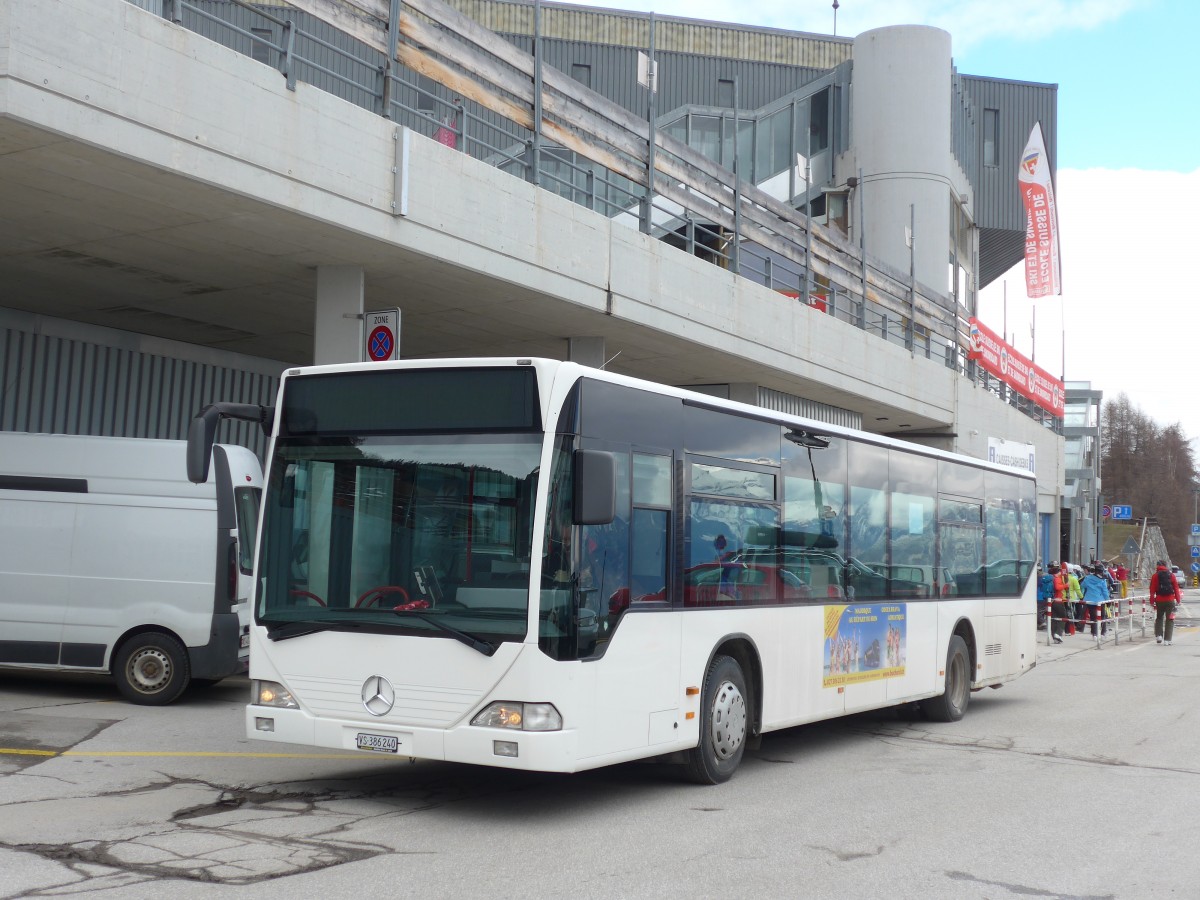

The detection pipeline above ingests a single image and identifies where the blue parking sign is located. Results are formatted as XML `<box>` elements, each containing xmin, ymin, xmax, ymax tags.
<box><xmin>1111</xmin><ymin>505</ymin><xmax>1133</xmax><ymax>520</ymax></box>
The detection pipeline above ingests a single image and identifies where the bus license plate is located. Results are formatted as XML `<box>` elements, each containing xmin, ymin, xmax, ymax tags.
<box><xmin>356</xmin><ymin>732</ymin><xmax>399</xmax><ymax>753</ymax></box>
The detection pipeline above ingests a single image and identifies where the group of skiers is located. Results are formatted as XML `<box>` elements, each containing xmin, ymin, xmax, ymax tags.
<box><xmin>1037</xmin><ymin>559</ymin><xmax>1182</xmax><ymax>644</ymax></box>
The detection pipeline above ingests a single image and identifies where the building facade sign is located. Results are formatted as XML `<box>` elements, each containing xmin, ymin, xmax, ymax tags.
<box><xmin>968</xmin><ymin>317</ymin><xmax>1065</xmax><ymax>417</ymax></box>
<box><xmin>987</xmin><ymin>437</ymin><xmax>1036</xmax><ymax>474</ymax></box>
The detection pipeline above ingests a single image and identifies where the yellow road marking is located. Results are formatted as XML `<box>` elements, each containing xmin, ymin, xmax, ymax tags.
<box><xmin>1</xmin><ymin>748</ymin><xmax>373</xmax><ymax>759</ymax></box>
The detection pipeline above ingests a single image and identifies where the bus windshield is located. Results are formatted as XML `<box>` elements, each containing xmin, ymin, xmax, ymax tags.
<box><xmin>256</xmin><ymin>433</ymin><xmax>543</xmax><ymax>647</ymax></box>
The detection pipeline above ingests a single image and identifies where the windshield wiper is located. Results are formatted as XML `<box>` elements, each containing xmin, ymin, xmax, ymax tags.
<box><xmin>391</xmin><ymin>610</ymin><xmax>496</xmax><ymax>656</ymax></box>
<box><xmin>266</xmin><ymin>619</ymin><xmax>373</xmax><ymax>641</ymax></box>
<box><xmin>266</xmin><ymin>621</ymin><xmax>332</xmax><ymax>641</ymax></box>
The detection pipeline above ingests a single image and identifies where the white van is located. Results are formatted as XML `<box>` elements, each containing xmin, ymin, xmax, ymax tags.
<box><xmin>0</xmin><ymin>432</ymin><xmax>262</xmax><ymax>704</ymax></box>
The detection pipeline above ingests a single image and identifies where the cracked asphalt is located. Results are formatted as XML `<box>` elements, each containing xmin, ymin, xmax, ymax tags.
<box><xmin>1</xmin><ymin>610</ymin><xmax>1198</xmax><ymax>899</ymax></box>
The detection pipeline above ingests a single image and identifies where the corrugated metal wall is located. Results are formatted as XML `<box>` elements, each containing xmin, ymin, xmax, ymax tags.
<box><xmin>758</xmin><ymin>387</ymin><xmax>862</xmax><ymax>431</ymax></box>
<box><xmin>448</xmin><ymin>0</ymin><xmax>854</xmax><ymax>68</ymax></box>
<box><xmin>0</xmin><ymin>320</ymin><xmax>280</xmax><ymax>459</ymax></box>
<box><xmin>951</xmin><ymin>68</ymin><xmax>979</xmax><ymax>194</ymax></box>
<box><xmin>961</xmin><ymin>75</ymin><xmax>1059</xmax><ymax>234</ymax></box>
<box><xmin>526</xmin><ymin>39</ymin><xmax>827</xmax><ymax>120</ymax></box>
<box><xmin>959</xmin><ymin>75</ymin><xmax>1058</xmax><ymax>288</ymax></box>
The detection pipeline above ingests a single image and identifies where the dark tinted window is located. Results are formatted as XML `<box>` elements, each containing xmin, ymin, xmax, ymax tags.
<box><xmin>846</xmin><ymin>441</ymin><xmax>888</xmax><ymax>599</ymax></box>
<box><xmin>684</xmin><ymin>404</ymin><xmax>781</xmax><ymax>465</ymax></box>
<box><xmin>782</xmin><ymin>434</ymin><xmax>847</xmax><ymax>599</ymax></box>
<box><xmin>234</xmin><ymin>486</ymin><xmax>261</xmax><ymax>573</ymax></box>
<box><xmin>889</xmin><ymin>452</ymin><xmax>935</xmax><ymax>596</ymax></box>
<box><xmin>938</xmin><ymin>460</ymin><xmax>983</xmax><ymax>499</ymax></box>
<box><xmin>579</xmin><ymin>380</ymin><xmax>682</xmax><ymax>448</ymax></box>
<box><xmin>985</xmin><ymin>471</ymin><xmax>1026</xmax><ymax>595</ymax></box>
<box><xmin>282</xmin><ymin>368</ymin><xmax>539</xmax><ymax>435</ymax></box>
<box><xmin>1019</xmin><ymin>477</ymin><xmax>1037</xmax><ymax>582</ymax></box>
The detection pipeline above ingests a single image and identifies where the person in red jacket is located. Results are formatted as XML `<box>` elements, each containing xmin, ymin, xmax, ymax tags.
<box><xmin>1149</xmin><ymin>560</ymin><xmax>1182</xmax><ymax>645</ymax></box>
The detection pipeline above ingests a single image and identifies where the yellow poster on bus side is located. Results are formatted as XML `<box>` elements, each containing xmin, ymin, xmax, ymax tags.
<box><xmin>822</xmin><ymin>603</ymin><xmax>907</xmax><ymax>688</ymax></box>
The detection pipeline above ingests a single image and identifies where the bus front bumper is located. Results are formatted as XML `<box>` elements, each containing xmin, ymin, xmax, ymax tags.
<box><xmin>245</xmin><ymin>705</ymin><xmax>580</xmax><ymax>772</ymax></box>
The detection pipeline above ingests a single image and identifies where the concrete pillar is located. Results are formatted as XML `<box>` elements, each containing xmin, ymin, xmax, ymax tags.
<box><xmin>314</xmin><ymin>265</ymin><xmax>364</xmax><ymax>364</ymax></box>
<box><xmin>568</xmin><ymin>336</ymin><xmax>607</xmax><ymax>369</ymax></box>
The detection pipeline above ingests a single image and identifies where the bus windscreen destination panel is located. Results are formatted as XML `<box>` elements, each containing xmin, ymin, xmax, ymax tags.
<box><xmin>282</xmin><ymin>368</ymin><xmax>539</xmax><ymax>435</ymax></box>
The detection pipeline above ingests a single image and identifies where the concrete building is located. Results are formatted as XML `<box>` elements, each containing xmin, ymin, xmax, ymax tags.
<box><xmin>0</xmin><ymin>0</ymin><xmax>1064</xmax><ymax>551</ymax></box>
<box><xmin>1063</xmin><ymin>383</ymin><xmax>1102</xmax><ymax>565</ymax></box>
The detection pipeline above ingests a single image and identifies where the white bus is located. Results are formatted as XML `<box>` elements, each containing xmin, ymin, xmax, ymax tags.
<box><xmin>0</xmin><ymin>433</ymin><xmax>263</xmax><ymax>704</ymax></box>
<box><xmin>189</xmin><ymin>359</ymin><xmax>1037</xmax><ymax>782</ymax></box>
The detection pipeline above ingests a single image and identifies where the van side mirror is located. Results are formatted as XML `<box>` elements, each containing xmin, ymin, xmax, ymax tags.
<box><xmin>573</xmin><ymin>449</ymin><xmax>615</xmax><ymax>526</ymax></box>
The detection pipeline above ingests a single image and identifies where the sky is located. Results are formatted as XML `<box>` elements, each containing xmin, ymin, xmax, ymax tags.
<box><xmin>560</xmin><ymin>0</ymin><xmax>1200</xmax><ymax>439</ymax></box>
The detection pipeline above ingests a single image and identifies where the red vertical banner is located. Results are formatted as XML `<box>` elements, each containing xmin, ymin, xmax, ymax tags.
<box><xmin>1019</xmin><ymin>123</ymin><xmax>1062</xmax><ymax>298</ymax></box>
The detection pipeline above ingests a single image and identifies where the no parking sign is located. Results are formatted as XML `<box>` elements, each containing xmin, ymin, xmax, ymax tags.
<box><xmin>363</xmin><ymin>308</ymin><xmax>400</xmax><ymax>362</ymax></box>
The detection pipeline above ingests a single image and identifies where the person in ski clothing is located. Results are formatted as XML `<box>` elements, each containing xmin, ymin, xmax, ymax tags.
<box><xmin>1048</xmin><ymin>563</ymin><xmax>1069</xmax><ymax>643</ymax></box>
<box><xmin>1079</xmin><ymin>564</ymin><xmax>1111</xmax><ymax>637</ymax></box>
<box><xmin>1149</xmin><ymin>560</ymin><xmax>1182</xmax><ymax>645</ymax></box>
<box><xmin>1063</xmin><ymin>562</ymin><xmax>1083</xmax><ymax>635</ymax></box>
<box><xmin>1036</xmin><ymin>566</ymin><xmax>1056</xmax><ymax>628</ymax></box>
<box><xmin>1037</xmin><ymin>565</ymin><xmax>1055</xmax><ymax>630</ymax></box>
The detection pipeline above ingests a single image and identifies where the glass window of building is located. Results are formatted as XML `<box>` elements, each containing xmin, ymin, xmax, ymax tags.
<box><xmin>983</xmin><ymin>108</ymin><xmax>999</xmax><ymax>167</ymax></box>
<box><xmin>250</xmin><ymin>27</ymin><xmax>273</xmax><ymax>66</ymax></box>
<box><xmin>717</xmin><ymin>79</ymin><xmax>735</xmax><ymax>109</ymax></box>
<box><xmin>809</xmin><ymin>88</ymin><xmax>830</xmax><ymax>154</ymax></box>
<box><xmin>571</xmin><ymin>64</ymin><xmax>592</xmax><ymax>88</ymax></box>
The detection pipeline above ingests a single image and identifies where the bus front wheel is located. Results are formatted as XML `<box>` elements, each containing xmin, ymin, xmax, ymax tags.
<box><xmin>684</xmin><ymin>654</ymin><xmax>748</xmax><ymax>784</ymax></box>
<box><xmin>113</xmin><ymin>632</ymin><xmax>190</xmax><ymax>706</ymax></box>
<box><xmin>920</xmin><ymin>634</ymin><xmax>970</xmax><ymax>722</ymax></box>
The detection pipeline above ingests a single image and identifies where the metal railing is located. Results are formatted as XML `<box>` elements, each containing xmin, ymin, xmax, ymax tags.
<box><xmin>1041</xmin><ymin>594</ymin><xmax>1183</xmax><ymax>647</ymax></box>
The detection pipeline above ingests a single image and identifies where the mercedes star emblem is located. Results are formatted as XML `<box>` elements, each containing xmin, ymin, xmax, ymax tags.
<box><xmin>361</xmin><ymin>675</ymin><xmax>395</xmax><ymax>716</ymax></box>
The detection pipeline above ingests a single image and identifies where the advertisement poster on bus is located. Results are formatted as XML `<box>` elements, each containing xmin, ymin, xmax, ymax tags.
<box><xmin>822</xmin><ymin>603</ymin><xmax>907</xmax><ymax>687</ymax></box>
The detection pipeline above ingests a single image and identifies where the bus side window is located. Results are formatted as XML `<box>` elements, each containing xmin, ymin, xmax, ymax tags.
<box><xmin>630</xmin><ymin>508</ymin><xmax>667</xmax><ymax>600</ymax></box>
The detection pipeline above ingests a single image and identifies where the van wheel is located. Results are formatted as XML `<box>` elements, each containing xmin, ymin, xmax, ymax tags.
<box><xmin>684</xmin><ymin>655</ymin><xmax>748</xmax><ymax>784</ymax></box>
<box><xmin>114</xmin><ymin>633</ymin><xmax>190</xmax><ymax>705</ymax></box>
<box><xmin>920</xmin><ymin>634</ymin><xmax>970</xmax><ymax>722</ymax></box>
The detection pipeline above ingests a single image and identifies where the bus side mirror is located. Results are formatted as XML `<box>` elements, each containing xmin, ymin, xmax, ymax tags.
<box><xmin>573</xmin><ymin>449</ymin><xmax>615</xmax><ymax>526</ymax></box>
<box><xmin>186</xmin><ymin>402</ymin><xmax>275</xmax><ymax>483</ymax></box>
<box><xmin>187</xmin><ymin>409</ymin><xmax>219</xmax><ymax>484</ymax></box>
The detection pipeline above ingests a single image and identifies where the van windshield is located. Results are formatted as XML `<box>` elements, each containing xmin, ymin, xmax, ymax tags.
<box><xmin>256</xmin><ymin>434</ymin><xmax>542</xmax><ymax>645</ymax></box>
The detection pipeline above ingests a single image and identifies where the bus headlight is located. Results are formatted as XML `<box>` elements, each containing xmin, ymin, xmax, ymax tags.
<box><xmin>253</xmin><ymin>680</ymin><xmax>298</xmax><ymax>709</ymax></box>
<box><xmin>471</xmin><ymin>702</ymin><xmax>562</xmax><ymax>731</ymax></box>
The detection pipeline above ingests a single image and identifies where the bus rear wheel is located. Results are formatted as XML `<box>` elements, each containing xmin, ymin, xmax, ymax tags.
<box><xmin>920</xmin><ymin>634</ymin><xmax>970</xmax><ymax>722</ymax></box>
<box><xmin>114</xmin><ymin>632</ymin><xmax>190</xmax><ymax>706</ymax></box>
<box><xmin>684</xmin><ymin>654</ymin><xmax>748</xmax><ymax>784</ymax></box>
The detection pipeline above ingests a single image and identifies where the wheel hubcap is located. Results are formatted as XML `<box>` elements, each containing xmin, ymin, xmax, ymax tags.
<box><xmin>709</xmin><ymin>679</ymin><xmax>747</xmax><ymax>760</ymax></box>
<box><xmin>127</xmin><ymin>648</ymin><xmax>172</xmax><ymax>693</ymax></box>
<box><xmin>949</xmin><ymin>654</ymin><xmax>967</xmax><ymax>710</ymax></box>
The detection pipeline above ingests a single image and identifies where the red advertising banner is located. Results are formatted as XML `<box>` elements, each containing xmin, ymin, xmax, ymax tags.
<box><xmin>967</xmin><ymin>318</ymin><xmax>1064</xmax><ymax>417</ymax></box>
<box><xmin>1018</xmin><ymin>123</ymin><xmax>1062</xmax><ymax>298</ymax></box>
